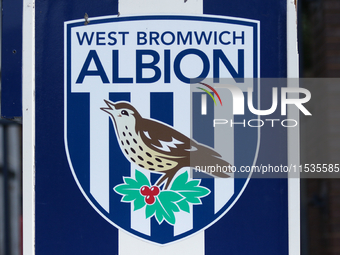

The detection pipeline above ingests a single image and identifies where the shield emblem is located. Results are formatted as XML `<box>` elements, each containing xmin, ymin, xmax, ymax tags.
<box><xmin>64</xmin><ymin>15</ymin><xmax>259</xmax><ymax>244</ymax></box>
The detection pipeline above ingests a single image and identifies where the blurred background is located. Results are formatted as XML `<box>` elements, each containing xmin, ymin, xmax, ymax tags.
<box><xmin>300</xmin><ymin>0</ymin><xmax>340</xmax><ymax>255</ymax></box>
<box><xmin>0</xmin><ymin>0</ymin><xmax>339</xmax><ymax>254</ymax></box>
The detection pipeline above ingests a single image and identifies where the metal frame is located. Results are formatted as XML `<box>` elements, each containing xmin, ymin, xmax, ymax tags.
<box><xmin>287</xmin><ymin>0</ymin><xmax>301</xmax><ymax>254</ymax></box>
<box><xmin>22</xmin><ymin>1</ymin><xmax>35</xmax><ymax>255</ymax></box>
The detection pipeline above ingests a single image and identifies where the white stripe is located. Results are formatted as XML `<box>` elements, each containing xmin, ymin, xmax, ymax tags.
<box><xmin>201</xmin><ymin>94</ymin><xmax>207</xmax><ymax>115</ymax></box>
<box><xmin>119</xmin><ymin>230</ymin><xmax>204</xmax><ymax>255</ymax></box>
<box><xmin>174</xmin><ymin>197</ymin><xmax>193</xmax><ymax>236</ymax></box>
<box><xmin>131</xmin><ymin>89</ymin><xmax>151</xmax><ymax>118</ymax></box>
<box><xmin>130</xmin><ymin>167</ymin><xmax>151</xmax><ymax>235</ymax></box>
<box><xmin>214</xmin><ymin>90</ymin><xmax>234</xmax><ymax>214</ymax></box>
<box><xmin>119</xmin><ymin>0</ymin><xmax>202</xmax><ymax>15</ymax></box>
<box><xmin>173</xmin><ymin>86</ymin><xmax>193</xmax><ymax>235</ymax></box>
<box><xmin>90</xmin><ymin>91</ymin><xmax>110</xmax><ymax>212</ymax></box>
<box><xmin>129</xmin><ymin>84</ymin><xmax>152</xmax><ymax>234</ymax></box>
<box><xmin>23</xmin><ymin>1</ymin><xmax>36</xmax><ymax>254</ymax></box>
<box><xmin>287</xmin><ymin>1</ymin><xmax>300</xmax><ymax>255</ymax></box>
<box><xmin>119</xmin><ymin>0</ymin><xmax>202</xmax><ymax>249</ymax></box>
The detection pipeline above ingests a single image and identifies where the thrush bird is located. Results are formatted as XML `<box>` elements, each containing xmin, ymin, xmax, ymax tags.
<box><xmin>101</xmin><ymin>100</ymin><xmax>231</xmax><ymax>189</ymax></box>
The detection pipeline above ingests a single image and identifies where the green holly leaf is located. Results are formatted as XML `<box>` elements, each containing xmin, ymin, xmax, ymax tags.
<box><xmin>170</xmin><ymin>171</ymin><xmax>210</xmax><ymax>206</ymax></box>
<box><xmin>114</xmin><ymin>170</ymin><xmax>150</xmax><ymax>211</ymax></box>
<box><xmin>176</xmin><ymin>199</ymin><xmax>190</xmax><ymax>213</ymax></box>
<box><xmin>145</xmin><ymin>191</ymin><xmax>183</xmax><ymax>225</ymax></box>
<box><xmin>114</xmin><ymin>170</ymin><xmax>211</xmax><ymax>225</ymax></box>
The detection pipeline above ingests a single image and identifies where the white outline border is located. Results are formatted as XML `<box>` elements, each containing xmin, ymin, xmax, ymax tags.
<box><xmin>64</xmin><ymin>14</ymin><xmax>260</xmax><ymax>246</ymax></box>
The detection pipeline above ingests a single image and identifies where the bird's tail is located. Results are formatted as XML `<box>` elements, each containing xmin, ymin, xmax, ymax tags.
<box><xmin>190</xmin><ymin>153</ymin><xmax>232</xmax><ymax>178</ymax></box>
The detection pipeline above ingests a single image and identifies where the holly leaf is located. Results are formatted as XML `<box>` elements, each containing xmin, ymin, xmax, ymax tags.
<box><xmin>170</xmin><ymin>171</ymin><xmax>210</xmax><ymax>206</ymax></box>
<box><xmin>177</xmin><ymin>199</ymin><xmax>190</xmax><ymax>213</ymax></box>
<box><xmin>114</xmin><ymin>170</ymin><xmax>211</xmax><ymax>225</ymax></box>
<box><xmin>114</xmin><ymin>170</ymin><xmax>150</xmax><ymax>211</ymax></box>
<box><xmin>145</xmin><ymin>191</ymin><xmax>183</xmax><ymax>225</ymax></box>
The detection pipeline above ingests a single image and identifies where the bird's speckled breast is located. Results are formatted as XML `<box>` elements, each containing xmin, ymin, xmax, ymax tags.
<box><xmin>117</xmin><ymin>125</ymin><xmax>178</xmax><ymax>172</ymax></box>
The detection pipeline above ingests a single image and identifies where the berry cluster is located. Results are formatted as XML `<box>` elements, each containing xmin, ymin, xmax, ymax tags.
<box><xmin>140</xmin><ymin>186</ymin><xmax>160</xmax><ymax>205</ymax></box>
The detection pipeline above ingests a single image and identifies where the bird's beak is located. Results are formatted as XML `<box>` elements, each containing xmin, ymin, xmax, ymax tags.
<box><xmin>100</xmin><ymin>99</ymin><xmax>116</xmax><ymax>115</ymax></box>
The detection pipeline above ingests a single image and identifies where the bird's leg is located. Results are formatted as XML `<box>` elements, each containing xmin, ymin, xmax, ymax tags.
<box><xmin>155</xmin><ymin>174</ymin><xmax>169</xmax><ymax>190</ymax></box>
<box><xmin>163</xmin><ymin>178</ymin><xmax>172</xmax><ymax>190</ymax></box>
<box><xmin>155</xmin><ymin>169</ymin><xmax>178</xmax><ymax>190</ymax></box>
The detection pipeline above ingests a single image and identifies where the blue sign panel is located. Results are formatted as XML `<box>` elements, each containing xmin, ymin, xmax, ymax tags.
<box><xmin>35</xmin><ymin>0</ymin><xmax>288</xmax><ymax>254</ymax></box>
<box><xmin>1</xmin><ymin>0</ymin><xmax>23</xmax><ymax>118</ymax></box>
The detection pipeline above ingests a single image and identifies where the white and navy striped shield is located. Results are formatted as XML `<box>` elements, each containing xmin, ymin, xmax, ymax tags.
<box><xmin>64</xmin><ymin>15</ymin><xmax>259</xmax><ymax>244</ymax></box>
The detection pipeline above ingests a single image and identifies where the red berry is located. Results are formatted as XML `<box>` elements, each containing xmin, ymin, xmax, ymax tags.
<box><xmin>140</xmin><ymin>186</ymin><xmax>150</xmax><ymax>196</ymax></box>
<box><xmin>150</xmin><ymin>186</ymin><xmax>160</xmax><ymax>196</ymax></box>
<box><xmin>145</xmin><ymin>195</ymin><xmax>155</xmax><ymax>205</ymax></box>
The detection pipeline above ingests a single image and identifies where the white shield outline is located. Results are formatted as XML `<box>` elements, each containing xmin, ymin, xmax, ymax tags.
<box><xmin>64</xmin><ymin>14</ymin><xmax>260</xmax><ymax>245</ymax></box>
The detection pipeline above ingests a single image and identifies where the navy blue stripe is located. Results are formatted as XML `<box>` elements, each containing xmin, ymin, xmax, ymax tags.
<box><xmin>192</xmin><ymin>92</ymin><xmax>216</xmax><ymax>230</ymax></box>
<box><xmin>67</xmin><ymin>93</ymin><xmax>90</xmax><ymax>193</ymax></box>
<box><xmin>150</xmin><ymin>91</ymin><xmax>174</xmax><ymax>188</ymax></box>
<box><xmin>149</xmin><ymin>92</ymin><xmax>175</xmax><ymax>243</ymax></box>
<box><xmin>150</xmin><ymin>92</ymin><xmax>173</xmax><ymax>126</ymax></box>
<box><xmin>192</xmin><ymin>92</ymin><xmax>214</xmax><ymax>147</ymax></box>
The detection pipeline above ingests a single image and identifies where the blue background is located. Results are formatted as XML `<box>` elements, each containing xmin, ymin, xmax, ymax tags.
<box><xmin>1</xmin><ymin>0</ymin><xmax>23</xmax><ymax>118</ymax></box>
<box><xmin>35</xmin><ymin>0</ymin><xmax>288</xmax><ymax>254</ymax></box>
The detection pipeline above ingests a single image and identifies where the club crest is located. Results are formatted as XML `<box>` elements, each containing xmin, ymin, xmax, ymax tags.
<box><xmin>64</xmin><ymin>15</ymin><xmax>260</xmax><ymax>244</ymax></box>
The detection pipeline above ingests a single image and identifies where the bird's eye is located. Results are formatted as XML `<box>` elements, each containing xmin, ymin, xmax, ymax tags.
<box><xmin>121</xmin><ymin>110</ymin><xmax>129</xmax><ymax>116</ymax></box>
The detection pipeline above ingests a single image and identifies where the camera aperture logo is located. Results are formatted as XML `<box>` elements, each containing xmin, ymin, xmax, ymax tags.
<box><xmin>197</xmin><ymin>82</ymin><xmax>223</xmax><ymax>106</ymax></box>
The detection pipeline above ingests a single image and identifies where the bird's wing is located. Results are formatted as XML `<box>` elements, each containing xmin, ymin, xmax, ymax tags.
<box><xmin>137</xmin><ymin>118</ymin><xmax>224</xmax><ymax>160</ymax></box>
<box><xmin>137</xmin><ymin>118</ymin><xmax>193</xmax><ymax>156</ymax></box>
